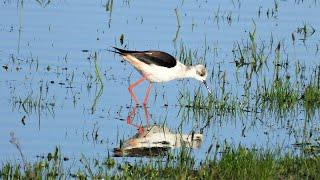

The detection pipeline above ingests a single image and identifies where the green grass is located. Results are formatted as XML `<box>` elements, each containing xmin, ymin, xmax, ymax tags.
<box><xmin>1</xmin><ymin>146</ymin><xmax>320</xmax><ymax>179</ymax></box>
<box><xmin>90</xmin><ymin>52</ymin><xmax>104</xmax><ymax>114</ymax></box>
<box><xmin>172</xmin><ymin>24</ymin><xmax>320</xmax><ymax>117</ymax></box>
<box><xmin>260</xmin><ymin>78</ymin><xmax>299</xmax><ymax>113</ymax></box>
<box><xmin>303</xmin><ymin>84</ymin><xmax>320</xmax><ymax>114</ymax></box>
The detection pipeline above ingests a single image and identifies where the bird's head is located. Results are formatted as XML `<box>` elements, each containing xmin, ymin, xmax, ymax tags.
<box><xmin>190</xmin><ymin>64</ymin><xmax>211</xmax><ymax>94</ymax></box>
<box><xmin>193</xmin><ymin>64</ymin><xmax>208</xmax><ymax>82</ymax></box>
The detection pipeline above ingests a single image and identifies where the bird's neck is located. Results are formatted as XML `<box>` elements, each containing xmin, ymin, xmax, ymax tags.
<box><xmin>182</xmin><ymin>65</ymin><xmax>196</xmax><ymax>79</ymax></box>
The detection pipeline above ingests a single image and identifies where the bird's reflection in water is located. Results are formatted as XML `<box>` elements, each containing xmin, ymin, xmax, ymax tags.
<box><xmin>126</xmin><ymin>105</ymin><xmax>150</xmax><ymax>134</ymax></box>
<box><xmin>115</xmin><ymin>103</ymin><xmax>204</xmax><ymax>157</ymax></box>
<box><xmin>114</xmin><ymin>124</ymin><xmax>203</xmax><ymax>157</ymax></box>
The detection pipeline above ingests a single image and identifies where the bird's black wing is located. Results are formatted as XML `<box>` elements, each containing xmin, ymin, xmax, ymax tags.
<box><xmin>112</xmin><ymin>47</ymin><xmax>177</xmax><ymax>68</ymax></box>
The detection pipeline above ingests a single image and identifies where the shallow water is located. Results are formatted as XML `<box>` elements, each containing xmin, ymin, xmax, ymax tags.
<box><xmin>1</xmin><ymin>0</ymin><xmax>320</xmax><ymax>163</ymax></box>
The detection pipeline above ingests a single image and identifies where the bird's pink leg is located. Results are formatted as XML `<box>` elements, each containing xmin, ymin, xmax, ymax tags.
<box><xmin>128</xmin><ymin>76</ymin><xmax>147</xmax><ymax>105</ymax></box>
<box><xmin>143</xmin><ymin>82</ymin><xmax>152</xmax><ymax>106</ymax></box>
<box><xmin>126</xmin><ymin>75</ymin><xmax>151</xmax><ymax>134</ymax></box>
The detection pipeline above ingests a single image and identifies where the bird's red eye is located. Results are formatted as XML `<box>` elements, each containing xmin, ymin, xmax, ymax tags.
<box><xmin>198</xmin><ymin>69</ymin><xmax>206</xmax><ymax>77</ymax></box>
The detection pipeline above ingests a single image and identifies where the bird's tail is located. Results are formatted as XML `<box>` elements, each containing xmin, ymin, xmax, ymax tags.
<box><xmin>107</xmin><ymin>46</ymin><xmax>124</xmax><ymax>55</ymax></box>
<box><xmin>108</xmin><ymin>47</ymin><xmax>140</xmax><ymax>55</ymax></box>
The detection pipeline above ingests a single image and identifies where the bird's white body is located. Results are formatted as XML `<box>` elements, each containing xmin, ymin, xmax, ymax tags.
<box><xmin>123</xmin><ymin>54</ymin><xmax>194</xmax><ymax>83</ymax></box>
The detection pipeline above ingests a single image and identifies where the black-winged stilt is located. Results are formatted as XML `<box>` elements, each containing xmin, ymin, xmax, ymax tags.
<box><xmin>111</xmin><ymin>47</ymin><xmax>211</xmax><ymax>105</ymax></box>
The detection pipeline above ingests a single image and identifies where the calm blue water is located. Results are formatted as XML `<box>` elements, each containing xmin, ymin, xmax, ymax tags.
<box><xmin>0</xmin><ymin>0</ymin><xmax>320</xmax><ymax>163</ymax></box>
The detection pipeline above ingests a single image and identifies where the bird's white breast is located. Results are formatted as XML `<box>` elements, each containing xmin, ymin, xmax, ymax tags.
<box><xmin>141</xmin><ymin>63</ymin><xmax>186</xmax><ymax>83</ymax></box>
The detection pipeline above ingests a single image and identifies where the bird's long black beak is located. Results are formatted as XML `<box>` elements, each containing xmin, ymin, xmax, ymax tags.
<box><xmin>202</xmin><ymin>80</ymin><xmax>212</xmax><ymax>94</ymax></box>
